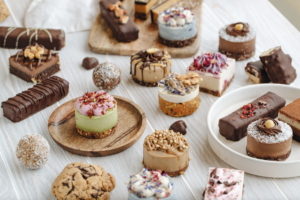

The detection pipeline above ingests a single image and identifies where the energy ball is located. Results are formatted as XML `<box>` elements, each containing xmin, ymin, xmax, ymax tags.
<box><xmin>16</xmin><ymin>134</ymin><xmax>50</xmax><ymax>169</ymax></box>
<box><xmin>93</xmin><ymin>62</ymin><xmax>121</xmax><ymax>91</ymax></box>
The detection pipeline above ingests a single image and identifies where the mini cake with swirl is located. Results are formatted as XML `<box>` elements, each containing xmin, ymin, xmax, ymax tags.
<box><xmin>128</xmin><ymin>168</ymin><xmax>175</xmax><ymax>200</ymax></box>
<box><xmin>143</xmin><ymin>129</ymin><xmax>190</xmax><ymax>177</ymax></box>
<box><xmin>187</xmin><ymin>52</ymin><xmax>235</xmax><ymax>97</ymax></box>
<box><xmin>75</xmin><ymin>91</ymin><xmax>117</xmax><ymax>139</ymax></box>
<box><xmin>158</xmin><ymin>72</ymin><xmax>202</xmax><ymax>117</ymax></box>
<box><xmin>219</xmin><ymin>22</ymin><xmax>256</xmax><ymax>61</ymax></box>
<box><xmin>246</xmin><ymin>118</ymin><xmax>292</xmax><ymax>161</ymax></box>
<box><xmin>130</xmin><ymin>48</ymin><xmax>172</xmax><ymax>86</ymax></box>
<box><xmin>157</xmin><ymin>7</ymin><xmax>197</xmax><ymax>47</ymax></box>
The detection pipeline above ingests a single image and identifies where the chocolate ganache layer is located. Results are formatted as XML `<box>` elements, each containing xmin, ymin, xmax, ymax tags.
<box><xmin>226</xmin><ymin>22</ymin><xmax>249</xmax><ymax>37</ymax></box>
<box><xmin>256</xmin><ymin>118</ymin><xmax>282</xmax><ymax>136</ymax></box>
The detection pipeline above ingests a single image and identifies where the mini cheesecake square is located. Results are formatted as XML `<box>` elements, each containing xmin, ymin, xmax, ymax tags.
<box><xmin>203</xmin><ymin>167</ymin><xmax>244</xmax><ymax>200</ymax></box>
<box><xmin>278</xmin><ymin>98</ymin><xmax>300</xmax><ymax>142</ymax></box>
<box><xmin>187</xmin><ymin>53</ymin><xmax>235</xmax><ymax>97</ymax></box>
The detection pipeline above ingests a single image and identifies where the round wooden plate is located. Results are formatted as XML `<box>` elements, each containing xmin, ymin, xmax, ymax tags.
<box><xmin>48</xmin><ymin>95</ymin><xmax>146</xmax><ymax>157</ymax></box>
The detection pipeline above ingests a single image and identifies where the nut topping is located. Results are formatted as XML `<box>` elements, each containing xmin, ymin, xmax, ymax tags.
<box><xmin>146</xmin><ymin>48</ymin><xmax>158</xmax><ymax>54</ymax></box>
<box><xmin>235</xmin><ymin>23</ymin><xmax>244</xmax><ymax>31</ymax></box>
<box><xmin>24</xmin><ymin>45</ymin><xmax>44</xmax><ymax>60</ymax></box>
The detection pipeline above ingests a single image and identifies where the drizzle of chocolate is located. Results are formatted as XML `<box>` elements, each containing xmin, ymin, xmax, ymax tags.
<box><xmin>226</xmin><ymin>22</ymin><xmax>249</xmax><ymax>37</ymax></box>
<box><xmin>256</xmin><ymin>118</ymin><xmax>282</xmax><ymax>136</ymax></box>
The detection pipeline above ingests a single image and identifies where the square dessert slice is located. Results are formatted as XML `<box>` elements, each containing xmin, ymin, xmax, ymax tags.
<box><xmin>187</xmin><ymin>52</ymin><xmax>235</xmax><ymax>97</ymax></box>
<box><xmin>278</xmin><ymin>98</ymin><xmax>300</xmax><ymax>142</ymax></box>
<box><xmin>245</xmin><ymin>60</ymin><xmax>270</xmax><ymax>84</ymax></box>
<box><xmin>135</xmin><ymin>0</ymin><xmax>159</xmax><ymax>19</ymax></box>
<box><xmin>203</xmin><ymin>167</ymin><xmax>244</xmax><ymax>200</ymax></box>
<box><xmin>9</xmin><ymin>42</ymin><xmax>60</xmax><ymax>83</ymax></box>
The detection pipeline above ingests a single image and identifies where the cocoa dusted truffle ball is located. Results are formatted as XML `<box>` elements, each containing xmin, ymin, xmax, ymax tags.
<box><xmin>93</xmin><ymin>62</ymin><xmax>121</xmax><ymax>91</ymax></box>
<box><xmin>16</xmin><ymin>134</ymin><xmax>50</xmax><ymax>169</ymax></box>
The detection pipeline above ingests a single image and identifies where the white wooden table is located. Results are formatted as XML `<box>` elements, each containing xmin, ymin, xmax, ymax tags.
<box><xmin>1</xmin><ymin>0</ymin><xmax>300</xmax><ymax>199</ymax></box>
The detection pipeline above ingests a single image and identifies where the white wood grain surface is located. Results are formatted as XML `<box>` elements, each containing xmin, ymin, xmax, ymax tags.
<box><xmin>1</xmin><ymin>0</ymin><xmax>300</xmax><ymax>199</ymax></box>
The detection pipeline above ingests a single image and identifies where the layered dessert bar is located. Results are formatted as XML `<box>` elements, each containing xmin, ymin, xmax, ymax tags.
<box><xmin>9</xmin><ymin>42</ymin><xmax>60</xmax><ymax>83</ymax></box>
<box><xmin>75</xmin><ymin>91</ymin><xmax>118</xmax><ymax>139</ymax></box>
<box><xmin>260</xmin><ymin>46</ymin><xmax>296</xmax><ymax>85</ymax></box>
<box><xmin>143</xmin><ymin>129</ymin><xmax>190</xmax><ymax>176</ymax></box>
<box><xmin>131</xmin><ymin>48</ymin><xmax>172</xmax><ymax>86</ymax></box>
<box><xmin>203</xmin><ymin>167</ymin><xmax>244</xmax><ymax>200</ymax></box>
<box><xmin>135</xmin><ymin>0</ymin><xmax>159</xmax><ymax>19</ymax></box>
<box><xmin>279</xmin><ymin>98</ymin><xmax>300</xmax><ymax>142</ymax></box>
<box><xmin>150</xmin><ymin>0</ymin><xmax>180</xmax><ymax>23</ymax></box>
<box><xmin>100</xmin><ymin>0</ymin><xmax>139</xmax><ymax>42</ymax></box>
<box><xmin>0</xmin><ymin>27</ymin><xmax>65</xmax><ymax>50</ymax></box>
<box><xmin>247</xmin><ymin>118</ymin><xmax>292</xmax><ymax>161</ymax></box>
<box><xmin>219</xmin><ymin>92</ymin><xmax>286</xmax><ymax>141</ymax></box>
<box><xmin>187</xmin><ymin>52</ymin><xmax>235</xmax><ymax>97</ymax></box>
<box><xmin>219</xmin><ymin>22</ymin><xmax>256</xmax><ymax>60</ymax></box>
<box><xmin>157</xmin><ymin>7</ymin><xmax>197</xmax><ymax>47</ymax></box>
<box><xmin>245</xmin><ymin>60</ymin><xmax>271</xmax><ymax>84</ymax></box>
<box><xmin>1</xmin><ymin>76</ymin><xmax>69</xmax><ymax>122</ymax></box>
<box><xmin>128</xmin><ymin>169</ymin><xmax>174</xmax><ymax>200</ymax></box>
<box><xmin>158</xmin><ymin>73</ymin><xmax>202</xmax><ymax>117</ymax></box>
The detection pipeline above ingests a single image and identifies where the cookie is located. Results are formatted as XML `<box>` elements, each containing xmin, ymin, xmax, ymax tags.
<box><xmin>0</xmin><ymin>0</ymin><xmax>10</xmax><ymax>23</ymax></box>
<box><xmin>52</xmin><ymin>162</ymin><xmax>116</xmax><ymax>200</ymax></box>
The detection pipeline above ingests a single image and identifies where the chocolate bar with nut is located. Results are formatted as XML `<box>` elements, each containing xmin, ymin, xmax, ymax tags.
<box><xmin>9</xmin><ymin>42</ymin><xmax>60</xmax><ymax>83</ymax></box>
<box><xmin>100</xmin><ymin>0</ymin><xmax>139</xmax><ymax>42</ymax></box>
<box><xmin>0</xmin><ymin>27</ymin><xmax>65</xmax><ymax>50</ymax></box>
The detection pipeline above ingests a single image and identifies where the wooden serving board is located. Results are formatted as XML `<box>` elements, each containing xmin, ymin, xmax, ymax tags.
<box><xmin>88</xmin><ymin>1</ymin><xmax>202</xmax><ymax>58</ymax></box>
<box><xmin>48</xmin><ymin>95</ymin><xmax>146</xmax><ymax>157</ymax></box>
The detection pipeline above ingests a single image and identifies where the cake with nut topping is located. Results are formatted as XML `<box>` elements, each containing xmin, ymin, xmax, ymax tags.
<box><xmin>143</xmin><ymin>129</ymin><xmax>190</xmax><ymax>177</ymax></box>
<box><xmin>130</xmin><ymin>48</ymin><xmax>172</xmax><ymax>86</ymax></box>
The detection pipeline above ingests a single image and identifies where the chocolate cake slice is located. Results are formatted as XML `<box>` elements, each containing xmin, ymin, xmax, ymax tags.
<box><xmin>9</xmin><ymin>42</ymin><xmax>60</xmax><ymax>83</ymax></box>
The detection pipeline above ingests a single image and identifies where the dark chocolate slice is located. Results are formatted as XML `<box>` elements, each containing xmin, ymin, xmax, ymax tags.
<box><xmin>260</xmin><ymin>47</ymin><xmax>296</xmax><ymax>85</ymax></box>
<box><xmin>1</xmin><ymin>76</ymin><xmax>69</xmax><ymax>122</ymax></box>
<box><xmin>100</xmin><ymin>0</ymin><xmax>139</xmax><ymax>42</ymax></box>
<box><xmin>219</xmin><ymin>92</ymin><xmax>286</xmax><ymax>141</ymax></box>
<box><xmin>0</xmin><ymin>27</ymin><xmax>65</xmax><ymax>50</ymax></box>
<box><xmin>245</xmin><ymin>60</ymin><xmax>270</xmax><ymax>84</ymax></box>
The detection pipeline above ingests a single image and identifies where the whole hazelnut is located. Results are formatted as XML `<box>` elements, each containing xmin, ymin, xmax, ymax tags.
<box><xmin>265</xmin><ymin>120</ymin><xmax>275</xmax><ymax>129</ymax></box>
<box><xmin>235</xmin><ymin>23</ymin><xmax>244</xmax><ymax>31</ymax></box>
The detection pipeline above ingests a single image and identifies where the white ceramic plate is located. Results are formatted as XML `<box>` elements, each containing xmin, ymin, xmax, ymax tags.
<box><xmin>207</xmin><ymin>84</ymin><xmax>300</xmax><ymax>178</ymax></box>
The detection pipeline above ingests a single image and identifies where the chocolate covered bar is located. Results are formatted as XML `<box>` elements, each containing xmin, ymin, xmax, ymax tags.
<box><xmin>0</xmin><ymin>27</ymin><xmax>65</xmax><ymax>50</ymax></box>
<box><xmin>245</xmin><ymin>60</ymin><xmax>270</xmax><ymax>84</ymax></box>
<box><xmin>100</xmin><ymin>0</ymin><xmax>139</xmax><ymax>42</ymax></box>
<box><xmin>9</xmin><ymin>43</ymin><xmax>60</xmax><ymax>83</ymax></box>
<box><xmin>260</xmin><ymin>46</ymin><xmax>296</xmax><ymax>85</ymax></box>
<box><xmin>1</xmin><ymin>76</ymin><xmax>69</xmax><ymax>122</ymax></box>
<box><xmin>219</xmin><ymin>92</ymin><xmax>286</xmax><ymax>141</ymax></box>
<box><xmin>135</xmin><ymin>0</ymin><xmax>159</xmax><ymax>19</ymax></box>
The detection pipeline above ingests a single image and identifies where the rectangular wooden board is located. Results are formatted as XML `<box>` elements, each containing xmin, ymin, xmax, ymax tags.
<box><xmin>88</xmin><ymin>0</ymin><xmax>202</xmax><ymax>58</ymax></box>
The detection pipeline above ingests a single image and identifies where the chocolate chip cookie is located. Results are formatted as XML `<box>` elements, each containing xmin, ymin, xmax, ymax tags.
<box><xmin>52</xmin><ymin>162</ymin><xmax>116</xmax><ymax>200</ymax></box>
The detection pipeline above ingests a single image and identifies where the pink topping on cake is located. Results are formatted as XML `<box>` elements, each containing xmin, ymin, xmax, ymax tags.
<box><xmin>75</xmin><ymin>91</ymin><xmax>116</xmax><ymax>118</ymax></box>
<box><xmin>189</xmin><ymin>52</ymin><xmax>228</xmax><ymax>74</ymax></box>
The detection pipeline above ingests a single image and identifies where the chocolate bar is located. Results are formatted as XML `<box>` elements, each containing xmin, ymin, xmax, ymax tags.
<box><xmin>219</xmin><ymin>92</ymin><xmax>286</xmax><ymax>141</ymax></box>
<box><xmin>100</xmin><ymin>0</ymin><xmax>139</xmax><ymax>42</ymax></box>
<box><xmin>135</xmin><ymin>0</ymin><xmax>159</xmax><ymax>19</ymax></box>
<box><xmin>1</xmin><ymin>76</ymin><xmax>69</xmax><ymax>122</ymax></box>
<box><xmin>0</xmin><ymin>27</ymin><xmax>65</xmax><ymax>50</ymax></box>
<box><xmin>9</xmin><ymin>43</ymin><xmax>60</xmax><ymax>83</ymax></box>
<box><xmin>260</xmin><ymin>46</ymin><xmax>296</xmax><ymax>85</ymax></box>
<box><xmin>245</xmin><ymin>60</ymin><xmax>270</xmax><ymax>84</ymax></box>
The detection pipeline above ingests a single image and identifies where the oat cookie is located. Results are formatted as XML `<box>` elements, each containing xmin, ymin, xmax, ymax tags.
<box><xmin>52</xmin><ymin>162</ymin><xmax>116</xmax><ymax>200</ymax></box>
<box><xmin>0</xmin><ymin>0</ymin><xmax>10</xmax><ymax>23</ymax></box>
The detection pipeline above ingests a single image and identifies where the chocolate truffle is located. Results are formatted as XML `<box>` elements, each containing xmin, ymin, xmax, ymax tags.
<box><xmin>169</xmin><ymin>120</ymin><xmax>187</xmax><ymax>135</ymax></box>
<box><xmin>260</xmin><ymin>46</ymin><xmax>296</xmax><ymax>85</ymax></box>
<box><xmin>246</xmin><ymin>118</ymin><xmax>292</xmax><ymax>161</ymax></box>
<box><xmin>93</xmin><ymin>62</ymin><xmax>121</xmax><ymax>91</ymax></box>
<box><xmin>219</xmin><ymin>22</ymin><xmax>256</xmax><ymax>61</ymax></box>
<box><xmin>82</xmin><ymin>57</ymin><xmax>99</xmax><ymax>70</ymax></box>
<box><xmin>16</xmin><ymin>134</ymin><xmax>50</xmax><ymax>169</ymax></box>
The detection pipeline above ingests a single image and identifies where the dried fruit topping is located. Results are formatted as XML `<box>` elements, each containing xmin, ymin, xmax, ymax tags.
<box><xmin>240</xmin><ymin>103</ymin><xmax>258</xmax><ymax>119</ymax></box>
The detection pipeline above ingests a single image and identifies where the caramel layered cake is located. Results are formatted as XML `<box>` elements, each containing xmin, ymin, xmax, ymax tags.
<box><xmin>135</xmin><ymin>0</ymin><xmax>159</xmax><ymax>19</ymax></box>
<box><xmin>247</xmin><ymin>118</ymin><xmax>292</xmax><ymax>161</ymax></box>
<box><xmin>245</xmin><ymin>60</ymin><xmax>271</xmax><ymax>84</ymax></box>
<box><xmin>279</xmin><ymin>98</ymin><xmax>300</xmax><ymax>142</ymax></box>
<box><xmin>150</xmin><ymin>0</ymin><xmax>181</xmax><ymax>23</ymax></box>
<box><xmin>128</xmin><ymin>168</ymin><xmax>175</xmax><ymax>200</ymax></box>
<box><xmin>9</xmin><ymin>42</ymin><xmax>60</xmax><ymax>83</ymax></box>
<box><xmin>219</xmin><ymin>22</ymin><xmax>256</xmax><ymax>61</ymax></box>
<box><xmin>187</xmin><ymin>52</ymin><xmax>235</xmax><ymax>97</ymax></box>
<box><xmin>130</xmin><ymin>48</ymin><xmax>172</xmax><ymax>86</ymax></box>
<box><xmin>203</xmin><ymin>167</ymin><xmax>244</xmax><ymax>200</ymax></box>
<box><xmin>157</xmin><ymin>7</ymin><xmax>197</xmax><ymax>47</ymax></box>
<box><xmin>158</xmin><ymin>73</ymin><xmax>202</xmax><ymax>117</ymax></box>
<box><xmin>143</xmin><ymin>129</ymin><xmax>190</xmax><ymax>177</ymax></box>
<box><xmin>75</xmin><ymin>91</ymin><xmax>118</xmax><ymax>139</ymax></box>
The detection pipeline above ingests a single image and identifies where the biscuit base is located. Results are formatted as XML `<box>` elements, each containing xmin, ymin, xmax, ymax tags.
<box><xmin>219</xmin><ymin>49</ymin><xmax>255</xmax><ymax>61</ymax></box>
<box><xmin>200</xmin><ymin>75</ymin><xmax>234</xmax><ymax>97</ymax></box>
<box><xmin>76</xmin><ymin>123</ymin><xmax>118</xmax><ymax>139</ymax></box>
<box><xmin>132</xmin><ymin>77</ymin><xmax>158</xmax><ymax>87</ymax></box>
<box><xmin>246</xmin><ymin>148</ymin><xmax>291</xmax><ymax>161</ymax></box>
<box><xmin>143</xmin><ymin>162</ymin><xmax>189</xmax><ymax>177</ymax></box>
<box><xmin>159</xmin><ymin>34</ymin><xmax>197</xmax><ymax>48</ymax></box>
